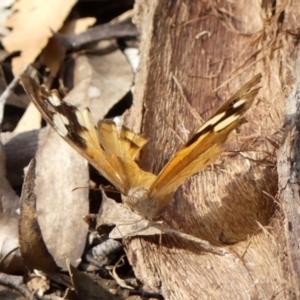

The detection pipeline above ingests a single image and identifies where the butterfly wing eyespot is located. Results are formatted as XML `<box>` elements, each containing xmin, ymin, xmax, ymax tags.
<box><xmin>145</xmin><ymin>73</ymin><xmax>262</xmax><ymax>218</ymax></box>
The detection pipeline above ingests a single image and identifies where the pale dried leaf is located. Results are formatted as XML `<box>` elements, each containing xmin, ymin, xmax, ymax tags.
<box><xmin>34</xmin><ymin>128</ymin><xmax>89</xmax><ymax>270</ymax></box>
<box><xmin>64</xmin><ymin>40</ymin><xmax>133</xmax><ymax>121</ymax></box>
<box><xmin>13</xmin><ymin>103</ymin><xmax>42</xmax><ymax>133</ymax></box>
<box><xmin>2</xmin><ymin>0</ymin><xmax>77</xmax><ymax>75</ymax></box>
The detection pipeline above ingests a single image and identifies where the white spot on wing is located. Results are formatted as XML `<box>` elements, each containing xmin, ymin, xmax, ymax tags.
<box><xmin>232</xmin><ymin>98</ymin><xmax>246</xmax><ymax>108</ymax></box>
<box><xmin>82</xmin><ymin>109</ymin><xmax>95</xmax><ymax>131</ymax></box>
<box><xmin>197</xmin><ymin>112</ymin><xmax>226</xmax><ymax>133</ymax></box>
<box><xmin>60</xmin><ymin>114</ymin><xmax>70</xmax><ymax>125</ymax></box>
<box><xmin>76</xmin><ymin>111</ymin><xmax>86</xmax><ymax>127</ymax></box>
<box><xmin>53</xmin><ymin>114</ymin><xmax>68</xmax><ymax>137</ymax></box>
<box><xmin>214</xmin><ymin>114</ymin><xmax>239</xmax><ymax>132</ymax></box>
<box><xmin>48</xmin><ymin>92</ymin><xmax>61</xmax><ymax>107</ymax></box>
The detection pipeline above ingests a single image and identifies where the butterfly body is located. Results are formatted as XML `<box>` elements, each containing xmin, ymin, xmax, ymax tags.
<box><xmin>21</xmin><ymin>74</ymin><xmax>262</xmax><ymax>220</ymax></box>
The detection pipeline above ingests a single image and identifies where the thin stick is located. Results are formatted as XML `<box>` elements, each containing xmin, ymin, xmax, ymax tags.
<box><xmin>0</xmin><ymin>75</ymin><xmax>21</xmax><ymax>124</ymax></box>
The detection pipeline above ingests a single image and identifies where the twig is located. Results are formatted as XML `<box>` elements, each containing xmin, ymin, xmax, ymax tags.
<box><xmin>151</xmin><ymin>222</ymin><xmax>228</xmax><ymax>256</ymax></box>
<box><xmin>0</xmin><ymin>75</ymin><xmax>21</xmax><ymax>124</ymax></box>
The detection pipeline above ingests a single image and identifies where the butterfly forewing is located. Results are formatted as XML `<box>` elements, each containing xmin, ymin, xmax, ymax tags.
<box><xmin>20</xmin><ymin>74</ymin><xmax>149</xmax><ymax>195</ymax></box>
<box><xmin>144</xmin><ymin>74</ymin><xmax>262</xmax><ymax>218</ymax></box>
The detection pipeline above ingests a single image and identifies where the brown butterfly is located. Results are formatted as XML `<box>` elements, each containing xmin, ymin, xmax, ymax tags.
<box><xmin>21</xmin><ymin>73</ymin><xmax>262</xmax><ymax>220</ymax></box>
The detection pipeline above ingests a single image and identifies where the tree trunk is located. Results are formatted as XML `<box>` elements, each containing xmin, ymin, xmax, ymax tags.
<box><xmin>124</xmin><ymin>0</ymin><xmax>298</xmax><ymax>298</ymax></box>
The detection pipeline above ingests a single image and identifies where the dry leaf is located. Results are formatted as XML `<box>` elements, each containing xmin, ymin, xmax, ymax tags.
<box><xmin>64</xmin><ymin>40</ymin><xmax>133</xmax><ymax>121</ymax></box>
<box><xmin>34</xmin><ymin>129</ymin><xmax>89</xmax><ymax>270</ymax></box>
<box><xmin>13</xmin><ymin>103</ymin><xmax>43</xmax><ymax>133</ymax></box>
<box><xmin>2</xmin><ymin>0</ymin><xmax>77</xmax><ymax>75</ymax></box>
<box><xmin>19</xmin><ymin>159</ymin><xmax>59</xmax><ymax>272</ymax></box>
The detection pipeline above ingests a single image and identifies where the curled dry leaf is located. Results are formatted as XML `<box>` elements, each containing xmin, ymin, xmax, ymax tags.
<box><xmin>4</xmin><ymin>122</ymin><xmax>90</xmax><ymax>271</ymax></box>
<box><xmin>19</xmin><ymin>159</ymin><xmax>59</xmax><ymax>273</ymax></box>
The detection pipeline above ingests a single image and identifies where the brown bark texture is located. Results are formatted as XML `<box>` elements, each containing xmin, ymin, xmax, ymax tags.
<box><xmin>123</xmin><ymin>0</ymin><xmax>300</xmax><ymax>299</ymax></box>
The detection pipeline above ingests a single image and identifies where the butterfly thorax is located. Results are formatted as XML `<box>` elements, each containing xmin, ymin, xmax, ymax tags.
<box><xmin>126</xmin><ymin>186</ymin><xmax>158</xmax><ymax>220</ymax></box>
